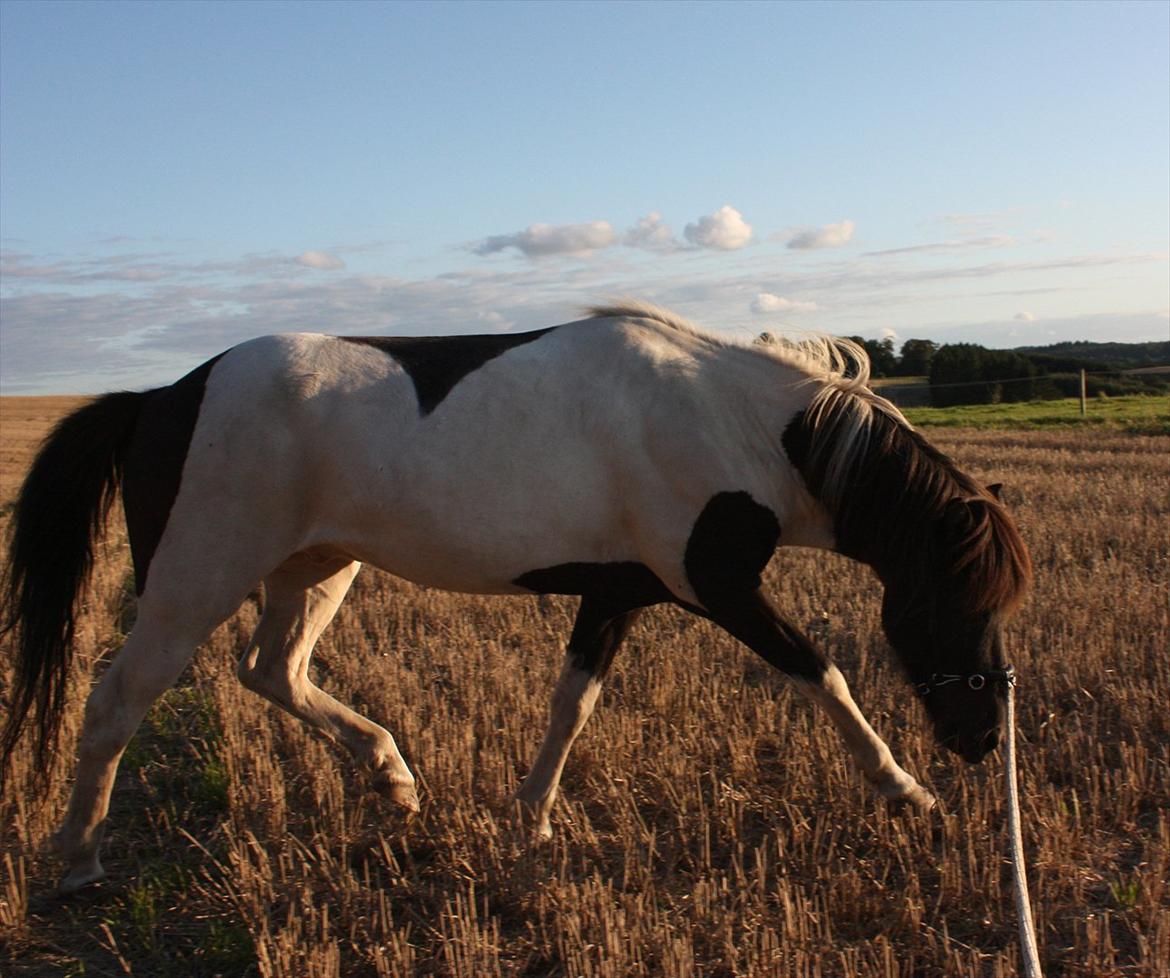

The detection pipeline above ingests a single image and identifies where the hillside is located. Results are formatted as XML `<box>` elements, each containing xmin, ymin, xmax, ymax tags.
<box><xmin>1010</xmin><ymin>339</ymin><xmax>1170</xmax><ymax>370</ymax></box>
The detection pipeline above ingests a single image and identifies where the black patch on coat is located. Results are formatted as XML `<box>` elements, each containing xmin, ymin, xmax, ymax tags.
<box><xmin>684</xmin><ymin>490</ymin><xmax>826</xmax><ymax>681</ymax></box>
<box><xmin>342</xmin><ymin>328</ymin><xmax>555</xmax><ymax>416</ymax></box>
<box><xmin>683</xmin><ymin>491</ymin><xmax>781</xmax><ymax>599</ymax></box>
<box><xmin>513</xmin><ymin>561</ymin><xmax>674</xmax><ymax>609</ymax></box>
<box><xmin>122</xmin><ymin>354</ymin><xmax>223</xmax><ymax>595</ymax></box>
<box><xmin>566</xmin><ymin>599</ymin><xmax>642</xmax><ymax>678</ymax></box>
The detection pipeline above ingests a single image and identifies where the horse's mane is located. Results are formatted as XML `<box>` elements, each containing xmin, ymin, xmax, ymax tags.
<box><xmin>798</xmin><ymin>386</ymin><xmax>1033</xmax><ymax>616</ymax></box>
<box><xmin>587</xmin><ymin>300</ymin><xmax>898</xmax><ymax>399</ymax></box>
<box><xmin>587</xmin><ymin>300</ymin><xmax>710</xmax><ymax>340</ymax></box>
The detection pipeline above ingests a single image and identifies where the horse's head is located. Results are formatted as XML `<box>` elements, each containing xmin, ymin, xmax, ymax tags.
<box><xmin>880</xmin><ymin>486</ymin><xmax>1031</xmax><ymax>764</ymax></box>
<box><xmin>882</xmin><ymin>589</ymin><xmax>1011</xmax><ymax>762</ymax></box>
<box><xmin>781</xmin><ymin>383</ymin><xmax>1032</xmax><ymax>764</ymax></box>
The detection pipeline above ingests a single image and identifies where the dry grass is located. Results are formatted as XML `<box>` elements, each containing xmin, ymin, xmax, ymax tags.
<box><xmin>0</xmin><ymin>397</ymin><xmax>93</xmax><ymax>509</ymax></box>
<box><xmin>0</xmin><ymin>397</ymin><xmax>1167</xmax><ymax>977</ymax></box>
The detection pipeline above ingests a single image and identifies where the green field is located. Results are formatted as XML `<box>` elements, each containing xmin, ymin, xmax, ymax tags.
<box><xmin>903</xmin><ymin>394</ymin><xmax>1170</xmax><ymax>434</ymax></box>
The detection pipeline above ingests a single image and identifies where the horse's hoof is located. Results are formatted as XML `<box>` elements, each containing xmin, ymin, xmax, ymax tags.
<box><xmin>508</xmin><ymin>796</ymin><xmax>554</xmax><ymax>841</ymax></box>
<box><xmin>375</xmin><ymin>779</ymin><xmax>420</xmax><ymax>814</ymax></box>
<box><xmin>885</xmin><ymin>783</ymin><xmax>937</xmax><ymax>814</ymax></box>
<box><xmin>58</xmin><ymin>860</ymin><xmax>107</xmax><ymax>894</ymax></box>
<box><xmin>530</xmin><ymin>817</ymin><xmax>553</xmax><ymax>841</ymax></box>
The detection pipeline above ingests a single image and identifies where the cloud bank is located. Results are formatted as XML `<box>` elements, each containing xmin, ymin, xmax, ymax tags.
<box><xmin>474</xmin><ymin>221</ymin><xmax>616</xmax><ymax>257</ymax></box>
<box><xmin>474</xmin><ymin>207</ymin><xmax>759</xmax><ymax>257</ymax></box>
<box><xmin>3</xmin><ymin>215</ymin><xmax>1164</xmax><ymax>395</ymax></box>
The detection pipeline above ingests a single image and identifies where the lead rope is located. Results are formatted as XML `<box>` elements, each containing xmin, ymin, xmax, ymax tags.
<box><xmin>1004</xmin><ymin>679</ymin><xmax>1044</xmax><ymax>977</ymax></box>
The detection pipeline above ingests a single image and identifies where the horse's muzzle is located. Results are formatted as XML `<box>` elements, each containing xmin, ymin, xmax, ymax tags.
<box><xmin>941</xmin><ymin>727</ymin><xmax>1000</xmax><ymax>764</ymax></box>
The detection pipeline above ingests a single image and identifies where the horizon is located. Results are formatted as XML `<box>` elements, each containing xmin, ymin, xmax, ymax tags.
<box><xmin>1</xmin><ymin>331</ymin><xmax>1166</xmax><ymax>402</ymax></box>
<box><xmin>2</xmin><ymin>0</ymin><xmax>1168</xmax><ymax>395</ymax></box>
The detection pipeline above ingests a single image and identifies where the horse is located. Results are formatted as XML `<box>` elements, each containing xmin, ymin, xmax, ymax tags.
<box><xmin>1</xmin><ymin>301</ymin><xmax>1031</xmax><ymax>892</ymax></box>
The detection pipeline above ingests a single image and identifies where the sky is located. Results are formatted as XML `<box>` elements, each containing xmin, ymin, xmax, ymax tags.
<box><xmin>1</xmin><ymin>0</ymin><xmax>1167</xmax><ymax>394</ymax></box>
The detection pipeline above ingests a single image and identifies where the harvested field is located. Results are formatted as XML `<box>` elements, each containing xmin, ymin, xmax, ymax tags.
<box><xmin>1</xmin><ymin>397</ymin><xmax>1167</xmax><ymax>977</ymax></box>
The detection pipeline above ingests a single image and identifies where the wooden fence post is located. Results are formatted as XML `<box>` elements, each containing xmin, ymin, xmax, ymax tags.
<box><xmin>1080</xmin><ymin>369</ymin><xmax>1087</xmax><ymax>417</ymax></box>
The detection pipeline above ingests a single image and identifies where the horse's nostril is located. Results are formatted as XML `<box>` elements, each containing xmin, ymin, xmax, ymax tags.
<box><xmin>981</xmin><ymin>729</ymin><xmax>1000</xmax><ymax>754</ymax></box>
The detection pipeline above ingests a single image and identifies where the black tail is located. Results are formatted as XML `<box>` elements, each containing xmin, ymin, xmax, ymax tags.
<box><xmin>1</xmin><ymin>391</ymin><xmax>146</xmax><ymax>788</ymax></box>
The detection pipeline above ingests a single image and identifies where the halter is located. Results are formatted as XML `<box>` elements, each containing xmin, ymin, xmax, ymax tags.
<box><xmin>916</xmin><ymin>664</ymin><xmax>1016</xmax><ymax>697</ymax></box>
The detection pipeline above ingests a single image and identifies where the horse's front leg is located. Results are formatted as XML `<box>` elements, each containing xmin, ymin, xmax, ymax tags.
<box><xmin>700</xmin><ymin>587</ymin><xmax>935</xmax><ymax>811</ymax></box>
<box><xmin>513</xmin><ymin>600</ymin><xmax>642</xmax><ymax>837</ymax></box>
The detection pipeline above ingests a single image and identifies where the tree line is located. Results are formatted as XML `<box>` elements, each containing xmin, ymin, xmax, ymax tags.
<box><xmin>848</xmin><ymin>337</ymin><xmax>1170</xmax><ymax>407</ymax></box>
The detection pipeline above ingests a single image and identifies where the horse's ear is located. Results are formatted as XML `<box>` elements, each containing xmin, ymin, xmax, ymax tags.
<box><xmin>986</xmin><ymin>483</ymin><xmax>1004</xmax><ymax>501</ymax></box>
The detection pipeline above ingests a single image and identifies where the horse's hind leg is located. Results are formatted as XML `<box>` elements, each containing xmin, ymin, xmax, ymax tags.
<box><xmin>236</xmin><ymin>553</ymin><xmax>418</xmax><ymax>811</ymax></box>
<box><xmin>52</xmin><ymin>600</ymin><xmax>235</xmax><ymax>891</ymax></box>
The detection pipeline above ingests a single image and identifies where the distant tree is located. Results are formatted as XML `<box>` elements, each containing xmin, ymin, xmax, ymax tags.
<box><xmin>930</xmin><ymin>344</ymin><xmax>991</xmax><ymax>406</ymax></box>
<box><xmin>869</xmin><ymin>337</ymin><xmax>899</xmax><ymax>377</ymax></box>
<box><xmin>845</xmin><ymin>336</ymin><xmax>898</xmax><ymax>378</ymax></box>
<box><xmin>897</xmin><ymin>339</ymin><xmax>937</xmax><ymax>377</ymax></box>
<box><xmin>983</xmin><ymin>350</ymin><xmax>1038</xmax><ymax>403</ymax></box>
<box><xmin>930</xmin><ymin>343</ymin><xmax>1040</xmax><ymax>405</ymax></box>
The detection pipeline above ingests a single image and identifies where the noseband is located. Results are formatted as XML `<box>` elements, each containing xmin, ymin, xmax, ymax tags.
<box><xmin>916</xmin><ymin>665</ymin><xmax>1016</xmax><ymax>697</ymax></box>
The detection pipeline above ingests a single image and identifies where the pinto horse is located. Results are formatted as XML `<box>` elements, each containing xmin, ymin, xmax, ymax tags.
<box><xmin>1</xmin><ymin>302</ymin><xmax>1031</xmax><ymax>891</ymax></box>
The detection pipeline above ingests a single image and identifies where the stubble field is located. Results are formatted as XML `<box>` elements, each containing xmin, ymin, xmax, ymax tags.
<box><xmin>1</xmin><ymin>397</ymin><xmax>1167</xmax><ymax>977</ymax></box>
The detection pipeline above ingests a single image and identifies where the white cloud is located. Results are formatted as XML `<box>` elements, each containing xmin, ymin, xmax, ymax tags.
<box><xmin>295</xmin><ymin>250</ymin><xmax>345</xmax><ymax>270</ymax></box>
<box><xmin>881</xmin><ymin>327</ymin><xmax>899</xmax><ymax>341</ymax></box>
<box><xmin>684</xmin><ymin>205</ymin><xmax>753</xmax><ymax>251</ymax></box>
<box><xmin>624</xmin><ymin>212</ymin><xmax>679</xmax><ymax>251</ymax></box>
<box><xmin>474</xmin><ymin>221</ymin><xmax>616</xmax><ymax>258</ymax></box>
<box><xmin>786</xmin><ymin>219</ymin><xmax>855</xmax><ymax>250</ymax></box>
<box><xmin>750</xmin><ymin>292</ymin><xmax>818</xmax><ymax>315</ymax></box>
<box><xmin>1014</xmin><ymin>311</ymin><xmax>1037</xmax><ymax>322</ymax></box>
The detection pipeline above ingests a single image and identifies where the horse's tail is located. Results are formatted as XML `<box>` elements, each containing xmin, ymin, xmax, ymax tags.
<box><xmin>1</xmin><ymin>391</ymin><xmax>146</xmax><ymax>788</ymax></box>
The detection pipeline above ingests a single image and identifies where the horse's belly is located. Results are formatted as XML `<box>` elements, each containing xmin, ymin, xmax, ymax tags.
<box><xmin>326</xmin><ymin>474</ymin><xmax>634</xmax><ymax>596</ymax></box>
<box><xmin>343</xmin><ymin>520</ymin><xmax>620</xmax><ymax>596</ymax></box>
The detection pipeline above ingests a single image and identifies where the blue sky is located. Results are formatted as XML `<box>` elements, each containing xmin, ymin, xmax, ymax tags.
<box><xmin>1</xmin><ymin>0</ymin><xmax>1167</xmax><ymax>394</ymax></box>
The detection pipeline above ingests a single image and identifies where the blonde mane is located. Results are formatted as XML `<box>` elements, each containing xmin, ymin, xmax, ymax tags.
<box><xmin>587</xmin><ymin>301</ymin><xmax>911</xmax><ymax>499</ymax></box>
<box><xmin>586</xmin><ymin>300</ymin><xmax>709</xmax><ymax>340</ymax></box>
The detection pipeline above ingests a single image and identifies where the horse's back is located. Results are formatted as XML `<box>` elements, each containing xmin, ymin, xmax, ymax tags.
<box><xmin>133</xmin><ymin>318</ymin><xmax>818</xmax><ymax>601</ymax></box>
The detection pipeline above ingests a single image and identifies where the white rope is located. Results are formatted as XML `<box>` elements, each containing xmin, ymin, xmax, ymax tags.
<box><xmin>1005</xmin><ymin>681</ymin><xmax>1044</xmax><ymax>977</ymax></box>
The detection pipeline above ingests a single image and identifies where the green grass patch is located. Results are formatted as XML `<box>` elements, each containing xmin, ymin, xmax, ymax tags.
<box><xmin>903</xmin><ymin>394</ymin><xmax>1170</xmax><ymax>433</ymax></box>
